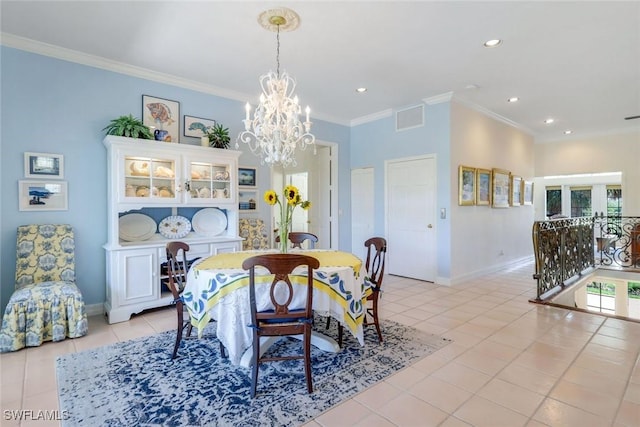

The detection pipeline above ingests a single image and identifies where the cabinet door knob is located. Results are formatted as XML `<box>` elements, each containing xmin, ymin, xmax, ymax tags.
<box><xmin>427</xmin><ymin>224</ymin><xmax>433</xmax><ymax>228</ymax></box>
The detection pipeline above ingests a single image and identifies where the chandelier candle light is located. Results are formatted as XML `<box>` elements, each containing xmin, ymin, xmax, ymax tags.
<box><xmin>264</xmin><ymin>185</ymin><xmax>311</xmax><ymax>254</ymax></box>
<box><xmin>237</xmin><ymin>7</ymin><xmax>315</xmax><ymax>168</ymax></box>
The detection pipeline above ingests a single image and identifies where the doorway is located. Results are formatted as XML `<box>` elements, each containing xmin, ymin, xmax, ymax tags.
<box><xmin>385</xmin><ymin>155</ymin><xmax>437</xmax><ymax>281</ymax></box>
<box><xmin>269</xmin><ymin>142</ymin><xmax>338</xmax><ymax>249</ymax></box>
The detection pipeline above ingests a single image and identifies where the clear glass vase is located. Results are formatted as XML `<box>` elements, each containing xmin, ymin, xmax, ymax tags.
<box><xmin>278</xmin><ymin>222</ymin><xmax>289</xmax><ymax>254</ymax></box>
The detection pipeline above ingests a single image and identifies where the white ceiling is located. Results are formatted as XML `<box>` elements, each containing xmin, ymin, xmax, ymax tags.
<box><xmin>2</xmin><ymin>1</ymin><xmax>639</xmax><ymax>142</ymax></box>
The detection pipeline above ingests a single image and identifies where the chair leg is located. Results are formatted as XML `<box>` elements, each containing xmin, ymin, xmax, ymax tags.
<box><xmin>251</xmin><ymin>332</ymin><xmax>260</xmax><ymax>398</ymax></box>
<box><xmin>304</xmin><ymin>325</ymin><xmax>313</xmax><ymax>393</ymax></box>
<box><xmin>172</xmin><ymin>304</ymin><xmax>184</xmax><ymax>359</ymax></box>
<box><xmin>371</xmin><ymin>301</ymin><xmax>383</xmax><ymax>343</ymax></box>
<box><xmin>325</xmin><ymin>316</ymin><xmax>331</xmax><ymax>329</ymax></box>
<box><xmin>338</xmin><ymin>323</ymin><xmax>343</xmax><ymax>347</ymax></box>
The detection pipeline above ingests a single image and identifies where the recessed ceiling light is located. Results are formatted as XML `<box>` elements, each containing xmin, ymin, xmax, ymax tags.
<box><xmin>544</xmin><ymin>118</ymin><xmax>555</xmax><ymax>124</ymax></box>
<box><xmin>564</xmin><ymin>130</ymin><xmax>572</xmax><ymax>135</ymax></box>
<box><xmin>484</xmin><ymin>39</ymin><xmax>502</xmax><ymax>48</ymax></box>
<box><xmin>507</xmin><ymin>97</ymin><xmax>519</xmax><ymax>103</ymax></box>
<box><xmin>355</xmin><ymin>87</ymin><xmax>367</xmax><ymax>93</ymax></box>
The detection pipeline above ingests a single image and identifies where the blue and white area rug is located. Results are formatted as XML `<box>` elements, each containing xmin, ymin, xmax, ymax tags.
<box><xmin>56</xmin><ymin>318</ymin><xmax>451</xmax><ymax>426</ymax></box>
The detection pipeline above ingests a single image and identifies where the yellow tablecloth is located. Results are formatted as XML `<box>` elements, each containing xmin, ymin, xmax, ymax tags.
<box><xmin>195</xmin><ymin>250</ymin><xmax>362</xmax><ymax>277</ymax></box>
<box><xmin>184</xmin><ymin>250</ymin><xmax>367</xmax><ymax>365</ymax></box>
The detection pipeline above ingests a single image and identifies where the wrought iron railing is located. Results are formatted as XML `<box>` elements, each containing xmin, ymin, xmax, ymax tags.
<box><xmin>594</xmin><ymin>214</ymin><xmax>640</xmax><ymax>269</ymax></box>
<box><xmin>532</xmin><ymin>215</ymin><xmax>640</xmax><ymax>300</ymax></box>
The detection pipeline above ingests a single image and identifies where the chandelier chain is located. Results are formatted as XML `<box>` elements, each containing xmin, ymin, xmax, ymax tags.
<box><xmin>276</xmin><ymin>25</ymin><xmax>280</xmax><ymax>78</ymax></box>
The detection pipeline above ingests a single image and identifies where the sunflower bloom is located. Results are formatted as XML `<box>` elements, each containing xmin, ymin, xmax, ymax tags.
<box><xmin>264</xmin><ymin>190</ymin><xmax>278</xmax><ymax>205</ymax></box>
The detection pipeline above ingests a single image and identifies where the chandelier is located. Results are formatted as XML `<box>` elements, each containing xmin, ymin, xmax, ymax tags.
<box><xmin>236</xmin><ymin>8</ymin><xmax>315</xmax><ymax>168</ymax></box>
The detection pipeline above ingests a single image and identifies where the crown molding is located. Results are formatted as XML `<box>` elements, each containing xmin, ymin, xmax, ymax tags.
<box><xmin>350</xmin><ymin>109</ymin><xmax>393</xmax><ymax>127</ymax></box>
<box><xmin>1</xmin><ymin>33</ymin><xmax>252</xmax><ymax>105</ymax></box>
<box><xmin>423</xmin><ymin>92</ymin><xmax>454</xmax><ymax>105</ymax></box>
<box><xmin>452</xmin><ymin>95</ymin><xmax>534</xmax><ymax>136</ymax></box>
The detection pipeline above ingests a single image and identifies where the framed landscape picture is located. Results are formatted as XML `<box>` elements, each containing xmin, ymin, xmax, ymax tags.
<box><xmin>24</xmin><ymin>152</ymin><xmax>64</xmax><ymax>179</ymax></box>
<box><xmin>492</xmin><ymin>168</ymin><xmax>510</xmax><ymax>208</ymax></box>
<box><xmin>238</xmin><ymin>167</ymin><xmax>257</xmax><ymax>187</ymax></box>
<box><xmin>476</xmin><ymin>168</ymin><xmax>492</xmax><ymax>206</ymax></box>
<box><xmin>511</xmin><ymin>175</ymin><xmax>522</xmax><ymax>206</ymax></box>
<box><xmin>18</xmin><ymin>180</ymin><xmax>68</xmax><ymax>211</ymax></box>
<box><xmin>523</xmin><ymin>180</ymin><xmax>534</xmax><ymax>205</ymax></box>
<box><xmin>142</xmin><ymin>95</ymin><xmax>180</xmax><ymax>143</ymax></box>
<box><xmin>458</xmin><ymin>165</ymin><xmax>476</xmax><ymax>206</ymax></box>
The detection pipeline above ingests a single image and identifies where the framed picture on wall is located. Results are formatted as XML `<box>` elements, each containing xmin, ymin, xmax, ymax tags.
<box><xmin>142</xmin><ymin>95</ymin><xmax>180</xmax><ymax>143</ymax></box>
<box><xmin>18</xmin><ymin>180</ymin><xmax>68</xmax><ymax>211</ymax></box>
<box><xmin>476</xmin><ymin>168</ymin><xmax>492</xmax><ymax>206</ymax></box>
<box><xmin>511</xmin><ymin>175</ymin><xmax>522</xmax><ymax>206</ymax></box>
<box><xmin>238</xmin><ymin>167</ymin><xmax>257</xmax><ymax>187</ymax></box>
<box><xmin>184</xmin><ymin>115</ymin><xmax>216</xmax><ymax>138</ymax></box>
<box><xmin>492</xmin><ymin>168</ymin><xmax>510</xmax><ymax>208</ymax></box>
<box><xmin>523</xmin><ymin>180</ymin><xmax>534</xmax><ymax>205</ymax></box>
<box><xmin>24</xmin><ymin>152</ymin><xmax>64</xmax><ymax>179</ymax></box>
<box><xmin>458</xmin><ymin>165</ymin><xmax>476</xmax><ymax>205</ymax></box>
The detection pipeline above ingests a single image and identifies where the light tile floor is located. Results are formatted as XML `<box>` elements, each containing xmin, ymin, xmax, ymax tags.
<box><xmin>2</xmin><ymin>260</ymin><xmax>640</xmax><ymax>426</ymax></box>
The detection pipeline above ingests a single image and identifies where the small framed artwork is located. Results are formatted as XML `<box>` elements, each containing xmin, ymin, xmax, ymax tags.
<box><xmin>458</xmin><ymin>165</ymin><xmax>476</xmax><ymax>205</ymax></box>
<box><xmin>19</xmin><ymin>180</ymin><xmax>68</xmax><ymax>211</ymax></box>
<box><xmin>184</xmin><ymin>115</ymin><xmax>216</xmax><ymax>138</ymax></box>
<box><xmin>476</xmin><ymin>168</ymin><xmax>492</xmax><ymax>206</ymax></box>
<box><xmin>523</xmin><ymin>180</ymin><xmax>534</xmax><ymax>205</ymax></box>
<box><xmin>492</xmin><ymin>168</ymin><xmax>511</xmax><ymax>208</ymax></box>
<box><xmin>511</xmin><ymin>175</ymin><xmax>522</xmax><ymax>206</ymax></box>
<box><xmin>142</xmin><ymin>95</ymin><xmax>180</xmax><ymax>143</ymax></box>
<box><xmin>238</xmin><ymin>167</ymin><xmax>257</xmax><ymax>187</ymax></box>
<box><xmin>24</xmin><ymin>152</ymin><xmax>64</xmax><ymax>179</ymax></box>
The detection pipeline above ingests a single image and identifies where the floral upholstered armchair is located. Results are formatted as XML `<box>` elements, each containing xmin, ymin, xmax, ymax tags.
<box><xmin>239</xmin><ymin>218</ymin><xmax>270</xmax><ymax>251</ymax></box>
<box><xmin>0</xmin><ymin>224</ymin><xmax>88</xmax><ymax>352</ymax></box>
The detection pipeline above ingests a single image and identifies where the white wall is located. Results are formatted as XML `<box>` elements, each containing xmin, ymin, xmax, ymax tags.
<box><xmin>449</xmin><ymin>101</ymin><xmax>535</xmax><ymax>282</ymax></box>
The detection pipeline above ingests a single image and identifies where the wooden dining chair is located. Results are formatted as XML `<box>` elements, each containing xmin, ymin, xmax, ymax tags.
<box><xmin>329</xmin><ymin>237</ymin><xmax>387</xmax><ymax>346</ymax></box>
<box><xmin>242</xmin><ymin>253</ymin><xmax>320</xmax><ymax>398</ymax></box>
<box><xmin>275</xmin><ymin>232</ymin><xmax>318</xmax><ymax>249</ymax></box>
<box><xmin>165</xmin><ymin>242</ymin><xmax>225</xmax><ymax>359</ymax></box>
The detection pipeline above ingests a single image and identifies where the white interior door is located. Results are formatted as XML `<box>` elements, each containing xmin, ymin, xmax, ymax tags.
<box><xmin>351</xmin><ymin>168</ymin><xmax>374</xmax><ymax>262</ymax></box>
<box><xmin>385</xmin><ymin>156</ymin><xmax>437</xmax><ymax>281</ymax></box>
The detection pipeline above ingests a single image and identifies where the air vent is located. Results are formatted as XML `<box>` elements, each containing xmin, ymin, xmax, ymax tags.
<box><xmin>396</xmin><ymin>105</ymin><xmax>424</xmax><ymax>131</ymax></box>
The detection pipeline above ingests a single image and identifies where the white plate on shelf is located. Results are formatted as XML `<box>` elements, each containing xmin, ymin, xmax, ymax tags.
<box><xmin>119</xmin><ymin>213</ymin><xmax>156</xmax><ymax>242</ymax></box>
<box><xmin>158</xmin><ymin>215</ymin><xmax>192</xmax><ymax>239</ymax></box>
<box><xmin>192</xmin><ymin>208</ymin><xmax>227</xmax><ymax>236</ymax></box>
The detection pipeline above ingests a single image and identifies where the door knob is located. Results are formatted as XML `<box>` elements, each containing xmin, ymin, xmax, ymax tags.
<box><xmin>427</xmin><ymin>224</ymin><xmax>433</xmax><ymax>228</ymax></box>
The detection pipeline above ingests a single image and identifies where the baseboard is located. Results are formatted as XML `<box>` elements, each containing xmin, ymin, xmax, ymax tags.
<box><xmin>448</xmin><ymin>256</ymin><xmax>534</xmax><ymax>286</ymax></box>
<box><xmin>85</xmin><ymin>303</ymin><xmax>105</xmax><ymax>317</ymax></box>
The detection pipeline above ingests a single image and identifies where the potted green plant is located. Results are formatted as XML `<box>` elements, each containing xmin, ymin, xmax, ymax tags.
<box><xmin>103</xmin><ymin>114</ymin><xmax>154</xmax><ymax>139</ymax></box>
<box><xmin>205</xmin><ymin>123</ymin><xmax>230</xmax><ymax>149</ymax></box>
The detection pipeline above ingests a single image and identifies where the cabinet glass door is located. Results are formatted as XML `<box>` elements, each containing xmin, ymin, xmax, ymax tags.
<box><xmin>123</xmin><ymin>155</ymin><xmax>179</xmax><ymax>203</ymax></box>
<box><xmin>188</xmin><ymin>160</ymin><xmax>233</xmax><ymax>204</ymax></box>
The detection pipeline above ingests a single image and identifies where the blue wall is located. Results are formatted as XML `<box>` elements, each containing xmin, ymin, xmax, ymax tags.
<box><xmin>0</xmin><ymin>46</ymin><xmax>350</xmax><ymax>310</ymax></box>
<box><xmin>350</xmin><ymin>102</ymin><xmax>452</xmax><ymax>278</ymax></box>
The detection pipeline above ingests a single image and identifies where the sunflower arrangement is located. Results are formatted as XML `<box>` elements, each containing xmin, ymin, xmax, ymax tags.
<box><xmin>264</xmin><ymin>185</ymin><xmax>311</xmax><ymax>253</ymax></box>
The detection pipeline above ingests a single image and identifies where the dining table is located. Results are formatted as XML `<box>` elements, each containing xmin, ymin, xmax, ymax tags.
<box><xmin>183</xmin><ymin>249</ymin><xmax>370</xmax><ymax>366</ymax></box>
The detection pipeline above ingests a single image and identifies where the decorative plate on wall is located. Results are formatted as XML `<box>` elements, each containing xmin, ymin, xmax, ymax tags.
<box><xmin>158</xmin><ymin>215</ymin><xmax>191</xmax><ymax>239</ymax></box>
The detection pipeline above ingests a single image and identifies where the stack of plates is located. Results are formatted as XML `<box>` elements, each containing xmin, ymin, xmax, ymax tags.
<box><xmin>192</xmin><ymin>208</ymin><xmax>227</xmax><ymax>236</ymax></box>
<box><xmin>159</xmin><ymin>215</ymin><xmax>192</xmax><ymax>239</ymax></box>
<box><xmin>119</xmin><ymin>213</ymin><xmax>157</xmax><ymax>242</ymax></box>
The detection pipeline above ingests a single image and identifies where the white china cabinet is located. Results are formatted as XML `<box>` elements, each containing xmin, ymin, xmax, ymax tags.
<box><xmin>103</xmin><ymin>136</ymin><xmax>243</xmax><ymax>323</ymax></box>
